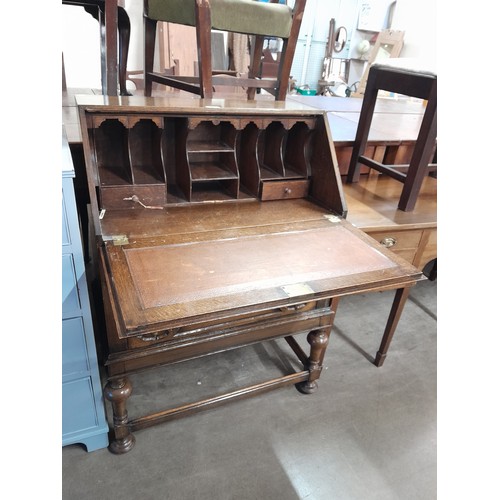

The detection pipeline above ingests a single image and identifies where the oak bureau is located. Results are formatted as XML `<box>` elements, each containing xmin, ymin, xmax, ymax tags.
<box><xmin>77</xmin><ymin>95</ymin><xmax>422</xmax><ymax>453</ymax></box>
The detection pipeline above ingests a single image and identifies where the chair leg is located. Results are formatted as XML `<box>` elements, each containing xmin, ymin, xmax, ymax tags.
<box><xmin>274</xmin><ymin>0</ymin><xmax>307</xmax><ymax>101</ymax></box>
<box><xmin>117</xmin><ymin>7</ymin><xmax>131</xmax><ymax>96</ymax></box>
<box><xmin>397</xmin><ymin>80</ymin><xmax>437</xmax><ymax>211</ymax></box>
<box><xmin>247</xmin><ymin>35</ymin><xmax>265</xmax><ymax>100</ymax></box>
<box><xmin>346</xmin><ymin>70</ymin><xmax>379</xmax><ymax>183</ymax></box>
<box><xmin>144</xmin><ymin>17</ymin><xmax>157</xmax><ymax>97</ymax></box>
<box><xmin>98</xmin><ymin>8</ymin><xmax>109</xmax><ymax>94</ymax></box>
<box><xmin>194</xmin><ymin>0</ymin><xmax>213</xmax><ymax>98</ymax></box>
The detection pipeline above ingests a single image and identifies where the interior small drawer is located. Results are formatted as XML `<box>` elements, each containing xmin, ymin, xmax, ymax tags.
<box><xmin>260</xmin><ymin>179</ymin><xmax>310</xmax><ymax>201</ymax></box>
<box><xmin>368</xmin><ymin>229</ymin><xmax>422</xmax><ymax>252</ymax></box>
<box><xmin>100</xmin><ymin>185</ymin><xmax>166</xmax><ymax>210</ymax></box>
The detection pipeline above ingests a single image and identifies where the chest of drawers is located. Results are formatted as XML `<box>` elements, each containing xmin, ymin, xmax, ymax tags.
<box><xmin>62</xmin><ymin>130</ymin><xmax>109</xmax><ymax>452</ymax></box>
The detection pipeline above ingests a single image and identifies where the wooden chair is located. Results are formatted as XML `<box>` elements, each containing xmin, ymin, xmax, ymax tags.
<box><xmin>62</xmin><ymin>0</ymin><xmax>131</xmax><ymax>95</ymax></box>
<box><xmin>143</xmin><ymin>0</ymin><xmax>307</xmax><ymax>100</ymax></box>
<box><xmin>346</xmin><ymin>59</ymin><xmax>437</xmax><ymax>212</ymax></box>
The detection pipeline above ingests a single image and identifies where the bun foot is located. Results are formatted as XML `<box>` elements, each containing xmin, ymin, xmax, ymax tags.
<box><xmin>296</xmin><ymin>380</ymin><xmax>318</xmax><ymax>394</ymax></box>
<box><xmin>109</xmin><ymin>433</ymin><xmax>136</xmax><ymax>455</ymax></box>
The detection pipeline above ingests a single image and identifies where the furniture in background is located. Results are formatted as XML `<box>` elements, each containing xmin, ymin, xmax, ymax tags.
<box><xmin>143</xmin><ymin>0</ymin><xmax>306</xmax><ymax>100</ymax></box>
<box><xmin>288</xmin><ymin>93</ymin><xmax>437</xmax><ymax>273</ymax></box>
<box><xmin>346</xmin><ymin>59</ymin><xmax>437</xmax><ymax>211</ymax></box>
<box><xmin>352</xmin><ymin>29</ymin><xmax>405</xmax><ymax>98</ymax></box>
<box><xmin>62</xmin><ymin>128</ymin><xmax>109</xmax><ymax>452</ymax></box>
<box><xmin>343</xmin><ymin>175</ymin><xmax>436</xmax><ymax>273</ymax></box>
<box><xmin>63</xmin><ymin>0</ymin><xmax>130</xmax><ymax>95</ymax></box>
<box><xmin>76</xmin><ymin>95</ymin><xmax>421</xmax><ymax>453</ymax></box>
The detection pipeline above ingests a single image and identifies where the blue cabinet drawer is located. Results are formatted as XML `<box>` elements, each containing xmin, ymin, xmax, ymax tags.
<box><xmin>62</xmin><ymin>192</ymin><xmax>70</xmax><ymax>247</ymax></box>
<box><xmin>62</xmin><ymin>254</ymin><xmax>81</xmax><ymax>314</ymax></box>
<box><xmin>62</xmin><ymin>378</ymin><xmax>99</xmax><ymax>436</ymax></box>
<box><xmin>62</xmin><ymin>317</ymin><xmax>90</xmax><ymax>379</ymax></box>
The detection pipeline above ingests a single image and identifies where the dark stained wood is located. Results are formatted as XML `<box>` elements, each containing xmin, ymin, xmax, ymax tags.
<box><xmin>143</xmin><ymin>0</ymin><xmax>307</xmax><ymax>100</ymax></box>
<box><xmin>347</xmin><ymin>64</ymin><xmax>437</xmax><ymax>211</ymax></box>
<box><xmin>77</xmin><ymin>96</ymin><xmax>422</xmax><ymax>452</ymax></box>
<box><xmin>260</xmin><ymin>179</ymin><xmax>309</xmax><ymax>200</ymax></box>
<box><xmin>374</xmin><ymin>287</ymin><xmax>412</xmax><ymax>367</ymax></box>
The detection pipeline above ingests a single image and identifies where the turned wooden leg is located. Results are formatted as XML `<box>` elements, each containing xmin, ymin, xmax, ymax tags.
<box><xmin>375</xmin><ymin>286</ymin><xmax>412</xmax><ymax>367</ymax></box>
<box><xmin>297</xmin><ymin>327</ymin><xmax>331</xmax><ymax>394</ymax></box>
<box><xmin>104</xmin><ymin>377</ymin><xmax>136</xmax><ymax>454</ymax></box>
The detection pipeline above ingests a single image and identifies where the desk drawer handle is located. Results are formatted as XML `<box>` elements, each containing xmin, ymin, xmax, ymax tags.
<box><xmin>137</xmin><ymin>328</ymin><xmax>179</xmax><ymax>342</ymax></box>
<box><xmin>380</xmin><ymin>237</ymin><xmax>397</xmax><ymax>248</ymax></box>
<box><xmin>280</xmin><ymin>303</ymin><xmax>307</xmax><ymax>312</ymax></box>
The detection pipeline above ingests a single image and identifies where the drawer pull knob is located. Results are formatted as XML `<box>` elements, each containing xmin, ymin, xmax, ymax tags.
<box><xmin>284</xmin><ymin>187</ymin><xmax>292</xmax><ymax>194</ymax></box>
<box><xmin>380</xmin><ymin>237</ymin><xmax>397</xmax><ymax>248</ymax></box>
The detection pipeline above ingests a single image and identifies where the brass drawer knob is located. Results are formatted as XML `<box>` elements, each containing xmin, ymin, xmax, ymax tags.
<box><xmin>380</xmin><ymin>237</ymin><xmax>397</xmax><ymax>248</ymax></box>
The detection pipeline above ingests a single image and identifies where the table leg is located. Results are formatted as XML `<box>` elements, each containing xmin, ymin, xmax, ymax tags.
<box><xmin>104</xmin><ymin>377</ymin><xmax>136</xmax><ymax>454</ymax></box>
<box><xmin>297</xmin><ymin>326</ymin><xmax>332</xmax><ymax>394</ymax></box>
<box><xmin>375</xmin><ymin>286</ymin><xmax>412</xmax><ymax>367</ymax></box>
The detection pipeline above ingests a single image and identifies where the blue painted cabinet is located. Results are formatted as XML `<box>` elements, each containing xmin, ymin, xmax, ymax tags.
<box><xmin>62</xmin><ymin>131</ymin><xmax>109</xmax><ymax>452</ymax></box>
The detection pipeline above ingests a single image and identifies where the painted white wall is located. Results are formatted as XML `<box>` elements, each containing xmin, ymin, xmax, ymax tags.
<box><xmin>62</xmin><ymin>0</ymin><xmax>436</xmax><ymax>90</ymax></box>
<box><xmin>391</xmin><ymin>0</ymin><xmax>436</xmax><ymax>66</ymax></box>
<box><xmin>62</xmin><ymin>0</ymin><xmax>144</xmax><ymax>90</ymax></box>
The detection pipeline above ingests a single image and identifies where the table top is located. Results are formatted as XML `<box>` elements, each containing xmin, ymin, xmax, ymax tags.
<box><xmin>288</xmin><ymin>94</ymin><xmax>426</xmax><ymax>115</ymax></box>
<box><xmin>343</xmin><ymin>174</ymin><xmax>437</xmax><ymax>231</ymax></box>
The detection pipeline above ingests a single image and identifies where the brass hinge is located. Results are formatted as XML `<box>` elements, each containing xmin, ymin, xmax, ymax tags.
<box><xmin>111</xmin><ymin>235</ymin><xmax>129</xmax><ymax>246</ymax></box>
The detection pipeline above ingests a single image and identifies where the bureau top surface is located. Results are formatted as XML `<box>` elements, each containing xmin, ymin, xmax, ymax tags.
<box><xmin>100</xmin><ymin>199</ymin><xmax>420</xmax><ymax>336</ymax></box>
<box><xmin>75</xmin><ymin>95</ymin><xmax>323</xmax><ymax>117</ymax></box>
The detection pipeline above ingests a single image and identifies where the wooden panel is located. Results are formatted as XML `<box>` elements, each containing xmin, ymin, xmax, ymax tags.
<box><xmin>124</xmin><ymin>225</ymin><xmax>396</xmax><ymax>309</ymax></box>
<box><xmin>414</xmin><ymin>227</ymin><xmax>437</xmax><ymax>270</ymax></box>
<box><xmin>103</xmin><ymin>217</ymin><xmax>418</xmax><ymax>336</ymax></box>
<box><xmin>160</xmin><ymin>23</ymin><xmax>197</xmax><ymax>76</ymax></box>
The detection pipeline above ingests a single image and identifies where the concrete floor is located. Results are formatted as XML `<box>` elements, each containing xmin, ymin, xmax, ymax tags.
<box><xmin>62</xmin><ymin>277</ymin><xmax>437</xmax><ymax>500</ymax></box>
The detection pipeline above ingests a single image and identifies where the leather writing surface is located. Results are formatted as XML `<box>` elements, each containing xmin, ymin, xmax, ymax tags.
<box><xmin>124</xmin><ymin>225</ymin><xmax>395</xmax><ymax>310</ymax></box>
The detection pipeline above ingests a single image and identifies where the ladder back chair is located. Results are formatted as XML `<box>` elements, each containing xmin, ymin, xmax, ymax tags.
<box><xmin>143</xmin><ymin>0</ymin><xmax>307</xmax><ymax>100</ymax></box>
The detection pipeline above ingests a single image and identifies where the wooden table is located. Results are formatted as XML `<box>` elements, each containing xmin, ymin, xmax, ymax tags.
<box><xmin>343</xmin><ymin>174</ymin><xmax>436</xmax><ymax>271</ymax></box>
<box><xmin>289</xmin><ymin>94</ymin><xmax>428</xmax><ymax>176</ymax></box>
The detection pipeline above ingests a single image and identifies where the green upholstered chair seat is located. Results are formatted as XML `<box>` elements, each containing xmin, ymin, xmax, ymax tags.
<box><xmin>145</xmin><ymin>0</ymin><xmax>293</xmax><ymax>38</ymax></box>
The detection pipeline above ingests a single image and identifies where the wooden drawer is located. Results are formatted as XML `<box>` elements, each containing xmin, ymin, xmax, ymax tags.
<box><xmin>100</xmin><ymin>185</ymin><xmax>166</xmax><ymax>210</ymax></box>
<box><xmin>260</xmin><ymin>179</ymin><xmax>309</xmax><ymax>201</ymax></box>
<box><xmin>367</xmin><ymin>229</ymin><xmax>422</xmax><ymax>262</ymax></box>
<box><xmin>109</xmin><ymin>303</ymin><xmax>334</xmax><ymax>376</ymax></box>
<box><xmin>126</xmin><ymin>300</ymin><xmax>322</xmax><ymax>349</ymax></box>
<box><xmin>416</xmin><ymin>228</ymin><xmax>437</xmax><ymax>270</ymax></box>
<box><xmin>369</xmin><ymin>229</ymin><xmax>421</xmax><ymax>249</ymax></box>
